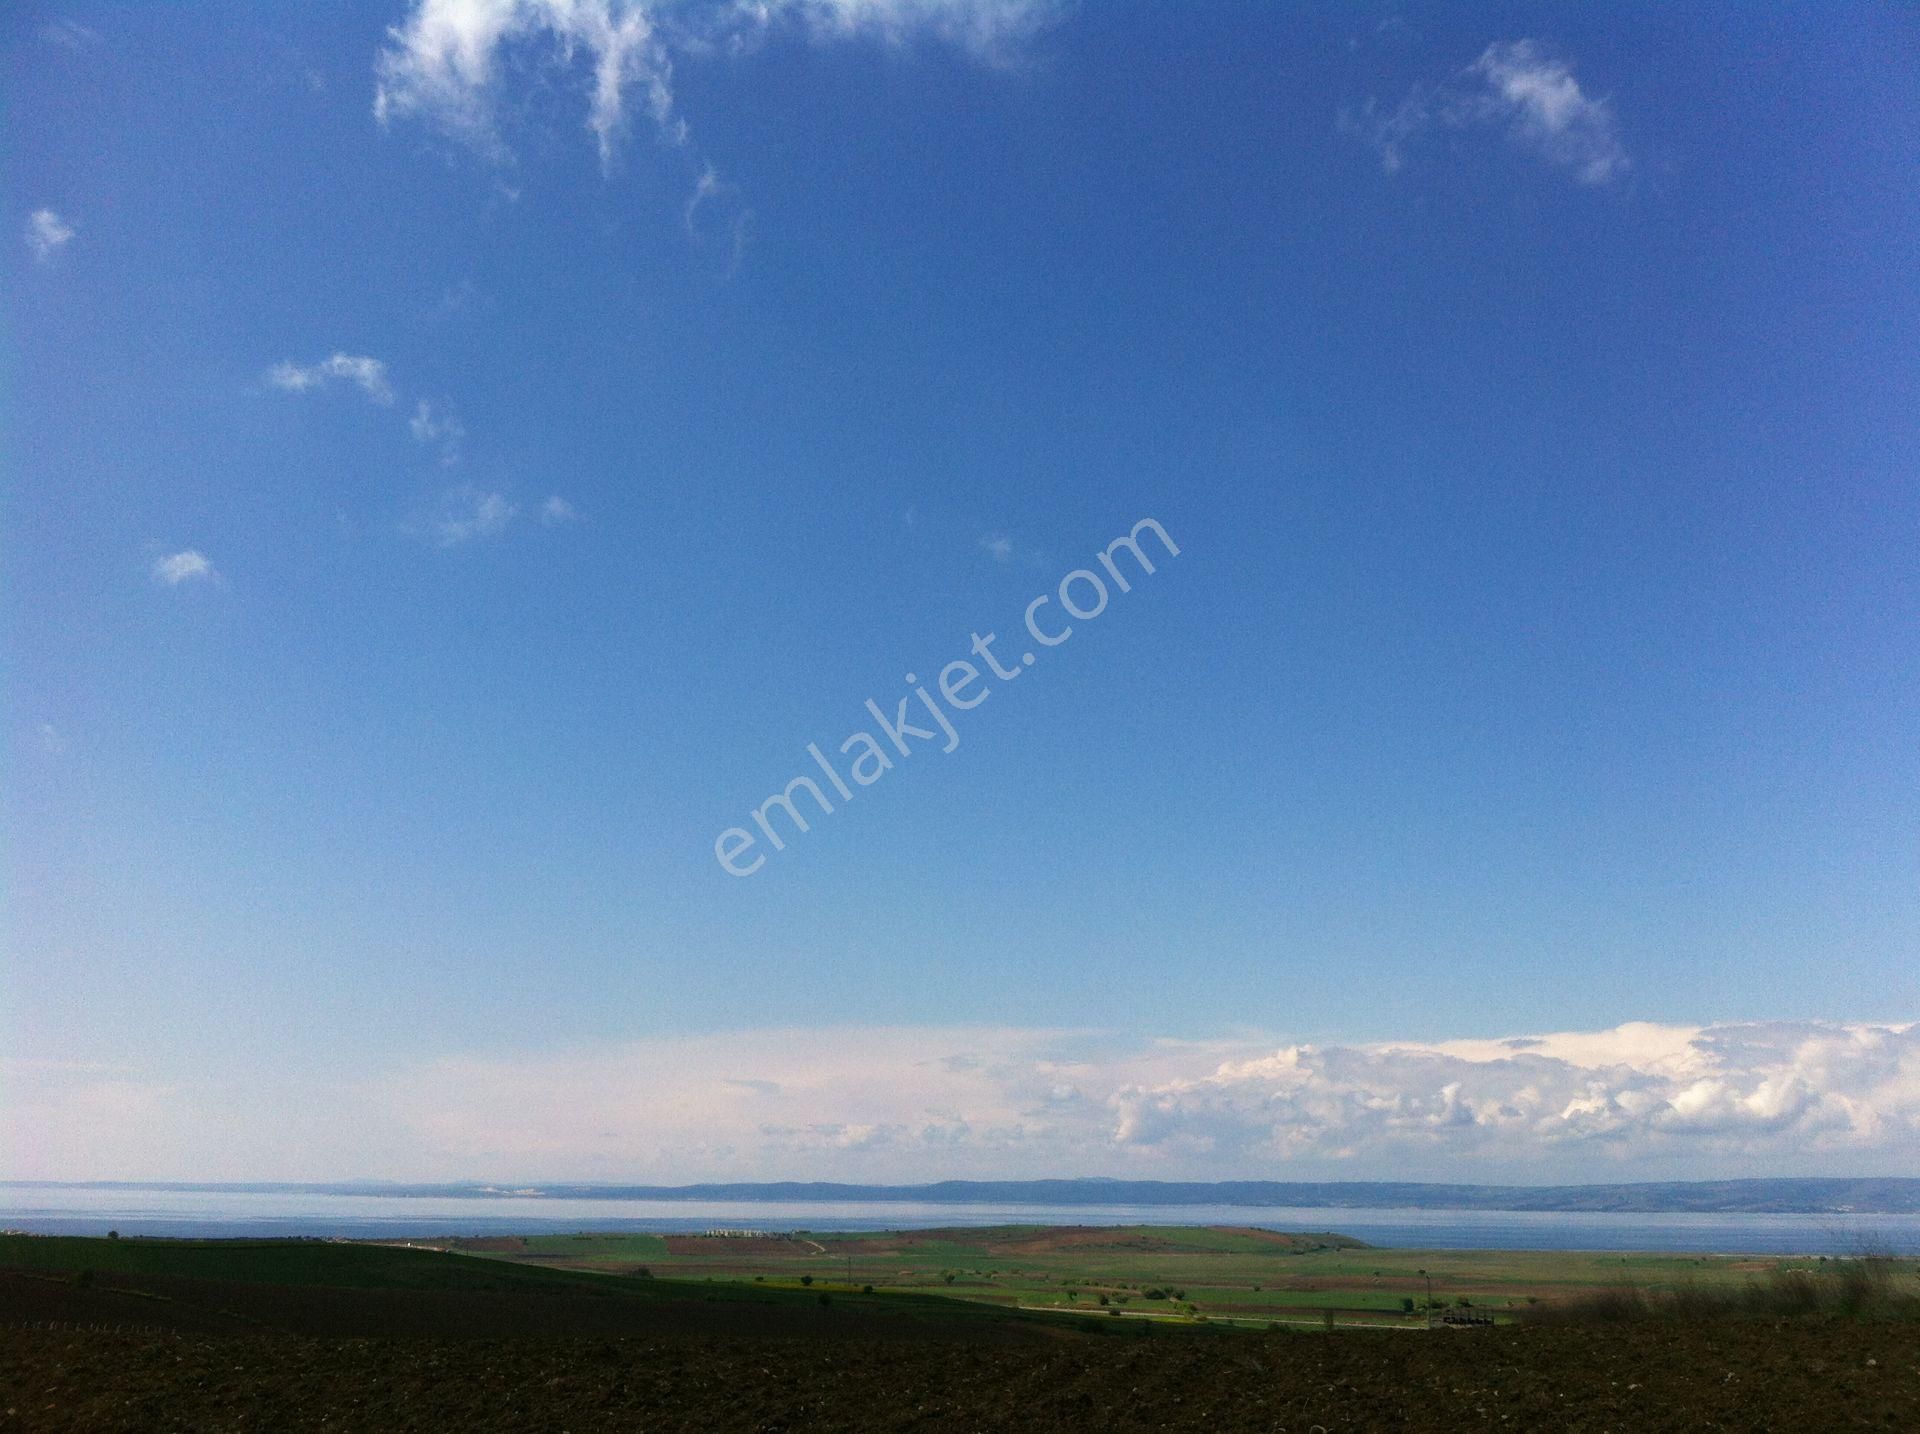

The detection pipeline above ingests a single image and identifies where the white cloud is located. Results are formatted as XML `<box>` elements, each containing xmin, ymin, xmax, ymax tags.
<box><xmin>785</xmin><ymin>0</ymin><xmax>1061</xmax><ymax>57</ymax></box>
<box><xmin>37</xmin><ymin>722</ymin><xmax>70</xmax><ymax>755</ymax></box>
<box><xmin>540</xmin><ymin>494</ymin><xmax>578</xmax><ymax>525</ymax></box>
<box><xmin>374</xmin><ymin>0</ymin><xmax>677</xmax><ymax>167</ymax></box>
<box><xmin>268</xmin><ymin>353</ymin><xmax>396</xmax><ymax>404</ymax></box>
<box><xmin>25</xmin><ymin>209</ymin><xmax>75</xmax><ymax>260</ymax></box>
<box><xmin>982</xmin><ymin>533</ymin><xmax>1014</xmax><ymax>562</ymax></box>
<box><xmin>410</xmin><ymin>399</ymin><xmax>465</xmax><ymax>463</ymax></box>
<box><xmin>384</xmin><ymin>1018</ymin><xmax>1920</xmax><ymax>1180</ymax></box>
<box><xmin>152</xmin><ymin>550</ymin><xmax>215</xmax><ymax>585</ymax></box>
<box><xmin>1111</xmin><ymin>1021</ymin><xmax>1919</xmax><ymax>1169</ymax></box>
<box><xmin>14</xmin><ymin>1018</ymin><xmax>1910</xmax><ymax>1183</ymax></box>
<box><xmin>1352</xmin><ymin>39</ymin><xmax>1628</xmax><ymax>186</ymax></box>
<box><xmin>374</xmin><ymin>0</ymin><xmax>1060</xmax><ymax>173</ymax></box>
<box><xmin>434</xmin><ymin>485</ymin><xmax>517</xmax><ymax>545</ymax></box>
<box><xmin>1467</xmin><ymin>41</ymin><xmax>1629</xmax><ymax>184</ymax></box>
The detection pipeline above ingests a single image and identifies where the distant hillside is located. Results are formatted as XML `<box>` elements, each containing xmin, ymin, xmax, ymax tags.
<box><xmin>21</xmin><ymin>1177</ymin><xmax>1919</xmax><ymax>1214</ymax></box>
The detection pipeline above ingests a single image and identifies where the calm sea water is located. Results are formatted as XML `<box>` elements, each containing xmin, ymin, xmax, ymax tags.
<box><xmin>4</xmin><ymin>1186</ymin><xmax>1916</xmax><ymax>1254</ymax></box>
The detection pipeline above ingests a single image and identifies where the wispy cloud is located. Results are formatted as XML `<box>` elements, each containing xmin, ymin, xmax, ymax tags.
<box><xmin>981</xmin><ymin>533</ymin><xmax>1014</xmax><ymax>562</ymax></box>
<box><xmin>152</xmin><ymin>550</ymin><xmax>215</xmax><ymax>585</ymax></box>
<box><xmin>39</xmin><ymin>19</ymin><xmax>100</xmax><ymax>50</ymax></box>
<box><xmin>433</xmin><ymin>486</ymin><xmax>517</xmax><ymax>546</ymax></box>
<box><xmin>25</xmin><ymin>209</ymin><xmax>75</xmax><ymax>261</ymax></box>
<box><xmin>1350</xmin><ymin>39</ymin><xmax>1628</xmax><ymax>186</ymax></box>
<box><xmin>374</xmin><ymin>0</ymin><xmax>1062</xmax><ymax>188</ymax></box>
<box><xmin>409</xmin><ymin>399</ymin><xmax>465</xmax><ymax>464</ymax></box>
<box><xmin>268</xmin><ymin>353</ymin><xmax>396</xmax><ymax>405</ymax></box>
<box><xmin>540</xmin><ymin>495</ymin><xmax>579</xmax><ymax>526</ymax></box>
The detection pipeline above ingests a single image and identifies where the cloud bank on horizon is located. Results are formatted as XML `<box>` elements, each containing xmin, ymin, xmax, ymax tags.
<box><xmin>10</xmin><ymin>1019</ymin><xmax>1915</xmax><ymax>1184</ymax></box>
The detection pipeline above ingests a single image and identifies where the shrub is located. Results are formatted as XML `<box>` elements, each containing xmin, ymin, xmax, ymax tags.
<box><xmin>1831</xmin><ymin>1254</ymin><xmax>1898</xmax><ymax>1316</ymax></box>
<box><xmin>1522</xmin><ymin>1253</ymin><xmax>1919</xmax><ymax>1326</ymax></box>
<box><xmin>800</xmin><ymin>1274</ymin><xmax>813</xmax><ymax>1287</ymax></box>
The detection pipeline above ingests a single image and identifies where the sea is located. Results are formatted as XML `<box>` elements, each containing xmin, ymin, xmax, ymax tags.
<box><xmin>4</xmin><ymin>1185</ymin><xmax>1916</xmax><ymax>1254</ymax></box>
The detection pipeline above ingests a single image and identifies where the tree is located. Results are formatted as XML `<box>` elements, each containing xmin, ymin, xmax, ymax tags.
<box><xmin>1400</xmin><ymin>1297</ymin><xmax>1416</xmax><ymax>1314</ymax></box>
<box><xmin>800</xmin><ymin>1274</ymin><xmax>813</xmax><ymax>1286</ymax></box>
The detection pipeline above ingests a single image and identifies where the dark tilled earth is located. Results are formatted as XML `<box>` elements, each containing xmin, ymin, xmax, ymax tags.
<box><xmin>4</xmin><ymin>1319</ymin><xmax>1917</xmax><ymax>1432</ymax></box>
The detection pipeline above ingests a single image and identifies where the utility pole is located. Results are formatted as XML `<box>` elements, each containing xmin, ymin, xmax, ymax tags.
<box><xmin>1419</xmin><ymin>1268</ymin><xmax>1432</xmax><ymax>1329</ymax></box>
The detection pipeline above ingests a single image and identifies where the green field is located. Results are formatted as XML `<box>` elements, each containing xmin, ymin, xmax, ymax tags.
<box><xmin>437</xmin><ymin>1224</ymin><xmax>1856</xmax><ymax>1328</ymax></box>
<box><xmin>8</xmin><ymin>1227</ymin><xmax>1912</xmax><ymax>1338</ymax></box>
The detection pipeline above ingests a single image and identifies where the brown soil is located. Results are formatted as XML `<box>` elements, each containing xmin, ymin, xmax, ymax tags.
<box><xmin>4</xmin><ymin>1317</ymin><xmax>1915</xmax><ymax>1431</ymax></box>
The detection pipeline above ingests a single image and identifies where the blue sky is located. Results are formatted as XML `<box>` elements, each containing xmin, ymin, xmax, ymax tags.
<box><xmin>5</xmin><ymin>2</ymin><xmax>1918</xmax><ymax>1183</ymax></box>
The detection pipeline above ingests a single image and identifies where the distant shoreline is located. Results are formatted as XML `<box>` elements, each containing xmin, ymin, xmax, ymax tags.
<box><xmin>5</xmin><ymin>1177</ymin><xmax>1916</xmax><ymax>1215</ymax></box>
